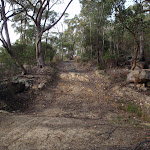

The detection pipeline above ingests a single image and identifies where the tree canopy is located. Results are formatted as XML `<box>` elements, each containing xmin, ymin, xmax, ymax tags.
<box><xmin>0</xmin><ymin>0</ymin><xmax>150</xmax><ymax>76</ymax></box>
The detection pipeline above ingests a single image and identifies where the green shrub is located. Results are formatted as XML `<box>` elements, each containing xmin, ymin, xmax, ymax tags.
<box><xmin>81</xmin><ymin>52</ymin><xmax>90</xmax><ymax>62</ymax></box>
<box><xmin>98</xmin><ymin>63</ymin><xmax>105</xmax><ymax>70</ymax></box>
<box><xmin>10</xmin><ymin>43</ymin><xmax>36</xmax><ymax>65</ymax></box>
<box><xmin>42</xmin><ymin>43</ymin><xmax>56</xmax><ymax>62</ymax></box>
<box><xmin>0</xmin><ymin>42</ymin><xmax>56</xmax><ymax>78</ymax></box>
<box><xmin>127</xmin><ymin>102</ymin><xmax>142</xmax><ymax>117</ymax></box>
<box><xmin>103</xmin><ymin>50</ymin><xmax>117</xmax><ymax>61</ymax></box>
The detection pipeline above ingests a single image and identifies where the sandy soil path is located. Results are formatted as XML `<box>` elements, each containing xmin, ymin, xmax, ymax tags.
<box><xmin>0</xmin><ymin>61</ymin><xmax>150</xmax><ymax>150</ymax></box>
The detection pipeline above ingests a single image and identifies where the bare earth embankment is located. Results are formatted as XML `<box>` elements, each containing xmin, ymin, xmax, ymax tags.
<box><xmin>0</xmin><ymin>61</ymin><xmax>150</xmax><ymax>150</ymax></box>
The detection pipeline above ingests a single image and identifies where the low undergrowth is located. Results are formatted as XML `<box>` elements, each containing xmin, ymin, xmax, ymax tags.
<box><xmin>115</xmin><ymin>98</ymin><xmax>150</xmax><ymax>121</ymax></box>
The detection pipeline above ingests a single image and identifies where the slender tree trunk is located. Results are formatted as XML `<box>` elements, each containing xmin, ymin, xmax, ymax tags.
<box><xmin>96</xmin><ymin>26</ymin><xmax>100</xmax><ymax>63</ymax></box>
<box><xmin>116</xmin><ymin>39</ymin><xmax>119</xmax><ymax>56</ymax></box>
<box><xmin>44</xmin><ymin>37</ymin><xmax>48</xmax><ymax>60</ymax></box>
<box><xmin>44</xmin><ymin>31</ymin><xmax>49</xmax><ymax>60</ymax></box>
<box><xmin>139</xmin><ymin>1</ymin><xmax>144</xmax><ymax>61</ymax></box>
<box><xmin>114</xmin><ymin>38</ymin><xmax>116</xmax><ymax>54</ymax></box>
<box><xmin>89</xmin><ymin>18</ymin><xmax>93</xmax><ymax>61</ymax></box>
<box><xmin>139</xmin><ymin>30</ymin><xmax>144</xmax><ymax>61</ymax></box>
<box><xmin>36</xmin><ymin>25</ymin><xmax>44</xmax><ymax>68</ymax></box>
<box><xmin>24</xmin><ymin>14</ymin><xmax>27</xmax><ymax>44</ymax></box>
<box><xmin>96</xmin><ymin>4</ymin><xmax>102</xmax><ymax>64</ymax></box>
<box><xmin>90</xmin><ymin>45</ymin><xmax>93</xmax><ymax>61</ymax></box>
<box><xmin>61</xmin><ymin>36</ymin><xmax>63</xmax><ymax>61</ymax></box>
<box><xmin>110</xmin><ymin>36</ymin><xmax>112</xmax><ymax>54</ymax></box>
<box><xmin>134</xmin><ymin>39</ymin><xmax>136</xmax><ymax>54</ymax></box>
<box><xmin>131</xmin><ymin>33</ymin><xmax>140</xmax><ymax>71</ymax></box>
<box><xmin>61</xmin><ymin>23</ymin><xmax>64</xmax><ymax>61</ymax></box>
<box><xmin>20</xmin><ymin>15</ymin><xmax>23</xmax><ymax>43</ymax></box>
<box><xmin>101</xmin><ymin>28</ymin><xmax>105</xmax><ymax>62</ymax></box>
<box><xmin>131</xmin><ymin>45</ymin><xmax>139</xmax><ymax>71</ymax></box>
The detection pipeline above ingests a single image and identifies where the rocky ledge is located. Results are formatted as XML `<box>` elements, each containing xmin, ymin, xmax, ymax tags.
<box><xmin>127</xmin><ymin>69</ymin><xmax>150</xmax><ymax>87</ymax></box>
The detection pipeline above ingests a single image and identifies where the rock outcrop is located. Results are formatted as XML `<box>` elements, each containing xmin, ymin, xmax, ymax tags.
<box><xmin>0</xmin><ymin>77</ymin><xmax>34</xmax><ymax>111</ymax></box>
<box><xmin>127</xmin><ymin>69</ymin><xmax>150</xmax><ymax>87</ymax></box>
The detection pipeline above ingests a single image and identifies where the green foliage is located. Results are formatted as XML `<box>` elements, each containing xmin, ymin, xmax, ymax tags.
<box><xmin>116</xmin><ymin>99</ymin><xmax>142</xmax><ymax>117</ymax></box>
<box><xmin>127</xmin><ymin>102</ymin><xmax>142</xmax><ymax>117</ymax></box>
<box><xmin>0</xmin><ymin>47</ymin><xmax>19</xmax><ymax>78</ymax></box>
<box><xmin>98</xmin><ymin>63</ymin><xmax>105</xmax><ymax>70</ymax></box>
<box><xmin>81</xmin><ymin>52</ymin><xmax>90</xmax><ymax>62</ymax></box>
<box><xmin>11</xmin><ymin>43</ymin><xmax>36</xmax><ymax>65</ymax></box>
<box><xmin>0</xmin><ymin>47</ymin><xmax>15</xmax><ymax>66</ymax></box>
<box><xmin>2</xmin><ymin>0</ymin><xmax>150</xmax><ymax>69</ymax></box>
<box><xmin>41</xmin><ymin>42</ymin><xmax>56</xmax><ymax>61</ymax></box>
<box><xmin>0</xmin><ymin>42</ymin><xmax>56</xmax><ymax>78</ymax></box>
<box><xmin>103</xmin><ymin>50</ymin><xmax>117</xmax><ymax>61</ymax></box>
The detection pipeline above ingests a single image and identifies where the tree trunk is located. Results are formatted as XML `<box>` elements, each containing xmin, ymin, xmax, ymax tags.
<box><xmin>61</xmin><ymin>40</ymin><xmax>63</xmax><ymax>61</ymax></box>
<box><xmin>44</xmin><ymin>37</ymin><xmax>48</xmax><ymax>60</ymax></box>
<box><xmin>110</xmin><ymin>36</ymin><xmax>112</xmax><ymax>54</ymax></box>
<box><xmin>89</xmin><ymin>18</ymin><xmax>93</xmax><ymax>61</ymax></box>
<box><xmin>101</xmin><ymin>28</ymin><xmax>105</xmax><ymax>62</ymax></box>
<box><xmin>116</xmin><ymin>40</ymin><xmax>119</xmax><ymax>56</ymax></box>
<box><xmin>96</xmin><ymin>4</ymin><xmax>102</xmax><ymax>64</ymax></box>
<box><xmin>36</xmin><ymin>25</ymin><xmax>44</xmax><ymax>68</ymax></box>
<box><xmin>139</xmin><ymin>30</ymin><xmax>144</xmax><ymax>61</ymax></box>
<box><xmin>114</xmin><ymin>38</ymin><xmax>116</xmax><ymax>54</ymax></box>
<box><xmin>20</xmin><ymin>15</ymin><xmax>23</xmax><ymax>43</ymax></box>
<box><xmin>61</xmin><ymin>33</ymin><xmax>63</xmax><ymax>61</ymax></box>
<box><xmin>24</xmin><ymin>13</ymin><xmax>27</xmax><ymax>44</ymax></box>
<box><xmin>96</xmin><ymin>26</ymin><xmax>100</xmax><ymax>64</ymax></box>
<box><xmin>131</xmin><ymin>46</ymin><xmax>139</xmax><ymax>71</ymax></box>
<box><xmin>139</xmin><ymin>1</ymin><xmax>144</xmax><ymax>61</ymax></box>
<box><xmin>131</xmin><ymin>35</ymin><xmax>140</xmax><ymax>71</ymax></box>
<box><xmin>90</xmin><ymin>45</ymin><xmax>93</xmax><ymax>61</ymax></box>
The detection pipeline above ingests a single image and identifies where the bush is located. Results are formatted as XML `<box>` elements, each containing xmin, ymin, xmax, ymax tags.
<box><xmin>42</xmin><ymin>43</ymin><xmax>56</xmax><ymax>61</ymax></box>
<box><xmin>0</xmin><ymin>47</ymin><xmax>19</xmax><ymax>78</ymax></box>
<box><xmin>10</xmin><ymin>43</ymin><xmax>36</xmax><ymax>65</ymax></box>
<box><xmin>10</xmin><ymin>42</ymin><xmax>55</xmax><ymax>65</ymax></box>
<box><xmin>81</xmin><ymin>52</ymin><xmax>90</xmax><ymax>62</ymax></box>
<box><xmin>0</xmin><ymin>42</ymin><xmax>56</xmax><ymax>78</ymax></box>
<box><xmin>98</xmin><ymin>63</ymin><xmax>105</xmax><ymax>70</ymax></box>
<box><xmin>103</xmin><ymin>50</ymin><xmax>116</xmax><ymax>61</ymax></box>
<box><xmin>103</xmin><ymin>50</ymin><xmax>118</xmax><ymax>68</ymax></box>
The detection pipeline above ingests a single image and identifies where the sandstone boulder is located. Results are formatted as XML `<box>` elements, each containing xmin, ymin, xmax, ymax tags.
<box><xmin>127</xmin><ymin>69</ymin><xmax>150</xmax><ymax>86</ymax></box>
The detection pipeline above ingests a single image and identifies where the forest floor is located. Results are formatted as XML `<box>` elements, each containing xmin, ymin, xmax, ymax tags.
<box><xmin>0</xmin><ymin>61</ymin><xmax>150</xmax><ymax>150</ymax></box>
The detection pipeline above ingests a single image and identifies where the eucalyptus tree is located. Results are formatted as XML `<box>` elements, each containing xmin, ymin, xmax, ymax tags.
<box><xmin>136</xmin><ymin>0</ymin><xmax>150</xmax><ymax>61</ymax></box>
<box><xmin>116</xmin><ymin>0</ymin><xmax>150</xmax><ymax>70</ymax></box>
<box><xmin>63</xmin><ymin>15</ymin><xmax>81</xmax><ymax>59</ymax></box>
<box><xmin>79</xmin><ymin>0</ymin><xmax>115</xmax><ymax>63</ymax></box>
<box><xmin>0</xmin><ymin>0</ymin><xmax>27</xmax><ymax>74</ymax></box>
<box><xmin>10</xmin><ymin>0</ymin><xmax>73</xmax><ymax>68</ymax></box>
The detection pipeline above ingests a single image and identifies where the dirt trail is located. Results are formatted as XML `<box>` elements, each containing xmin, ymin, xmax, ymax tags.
<box><xmin>0</xmin><ymin>61</ymin><xmax>150</xmax><ymax>150</ymax></box>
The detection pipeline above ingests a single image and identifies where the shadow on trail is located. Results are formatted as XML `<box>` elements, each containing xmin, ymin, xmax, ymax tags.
<box><xmin>0</xmin><ymin>81</ymin><xmax>34</xmax><ymax>113</ymax></box>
